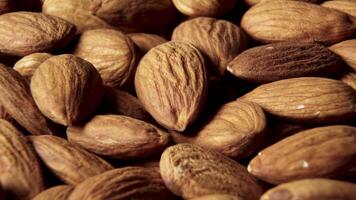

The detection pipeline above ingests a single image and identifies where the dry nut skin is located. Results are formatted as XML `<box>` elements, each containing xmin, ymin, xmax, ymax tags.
<box><xmin>172</xmin><ymin>17</ymin><xmax>246</xmax><ymax>78</ymax></box>
<box><xmin>227</xmin><ymin>42</ymin><xmax>342</xmax><ymax>83</ymax></box>
<box><xmin>0</xmin><ymin>104</ymin><xmax>12</xmax><ymax>122</ymax></box>
<box><xmin>67</xmin><ymin>114</ymin><xmax>170</xmax><ymax>159</ymax></box>
<box><xmin>172</xmin><ymin>0</ymin><xmax>236</xmax><ymax>17</ymax></box>
<box><xmin>248</xmin><ymin>125</ymin><xmax>356</xmax><ymax>184</ymax></box>
<box><xmin>191</xmin><ymin>194</ymin><xmax>244</xmax><ymax>200</ymax></box>
<box><xmin>322</xmin><ymin>0</ymin><xmax>356</xmax><ymax>17</ymax></box>
<box><xmin>340</xmin><ymin>71</ymin><xmax>356</xmax><ymax>90</ymax></box>
<box><xmin>241</xmin><ymin>77</ymin><xmax>356</xmax><ymax>123</ymax></box>
<box><xmin>159</xmin><ymin>143</ymin><xmax>263</xmax><ymax>200</ymax></box>
<box><xmin>30</xmin><ymin>54</ymin><xmax>103</xmax><ymax>126</ymax></box>
<box><xmin>244</xmin><ymin>0</ymin><xmax>321</xmax><ymax>7</ymax></box>
<box><xmin>68</xmin><ymin>167</ymin><xmax>174</xmax><ymax>200</ymax></box>
<box><xmin>32</xmin><ymin>185</ymin><xmax>74</xmax><ymax>200</ymax></box>
<box><xmin>13</xmin><ymin>53</ymin><xmax>53</xmax><ymax>81</ymax></box>
<box><xmin>241</xmin><ymin>1</ymin><xmax>356</xmax><ymax>45</ymax></box>
<box><xmin>0</xmin><ymin>119</ymin><xmax>44</xmax><ymax>199</ymax></box>
<box><xmin>128</xmin><ymin>33</ymin><xmax>167</xmax><ymax>53</ymax></box>
<box><xmin>0</xmin><ymin>12</ymin><xmax>76</xmax><ymax>57</ymax></box>
<box><xmin>0</xmin><ymin>63</ymin><xmax>52</xmax><ymax>135</ymax></box>
<box><xmin>135</xmin><ymin>41</ymin><xmax>208</xmax><ymax>131</ymax></box>
<box><xmin>330</xmin><ymin>39</ymin><xmax>356</xmax><ymax>71</ymax></box>
<box><xmin>261</xmin><ymin>179</ymin><xmax>356</xmax><ymax>200</ymax></box>
<box><xmin>30</xmin><ymin>135</ymin><xmax>113</xmax><ymax>185</ymax></box>
<box><xmin>74</xmin><ymin>29</ymin><xmax>137</xmax><ymax>89</ymax></box>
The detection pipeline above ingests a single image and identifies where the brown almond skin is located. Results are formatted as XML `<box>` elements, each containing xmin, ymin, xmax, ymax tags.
<box><xmin>322</xmin><ymin>0</ymin><xmax>356</xmax><ymax>17</ymax></box>
<box><xmin>191</xmin><ymin>194</ymin><xmax>244</xmax><ymax>200</ymax></box>
<box><xmin>160</xmin><ymin>143</ymin><xmax>263</xmax><ymax>200</ymax></box>
<box><xmin>172</xmin><ymin>17</ymin><xmax>246</xmax><ymax>79</ymax></box>
<box><xmin>0</xmin><ymin>104</ymin><xmax>12</xmax><ymax>122</ymax></box>
<box><xmin>0</xmin><ymin>119</ymin><xmax>44</xmax><ymax>200</ymax></box>
<box><xmin>340</xmin><ymin>71</ymin><xmax>356</xmax><ymax>90</ymax></box>
<box><xmin>248</xmin><ymin>125</ymin><xmax>356</xmax><ymax>184</ymax></box>
<box><xmin>241</xmin><ymin>1</ymin><xmax>356</xmax><ymax>45</ymax></box>
<box><xmin>13</xmin><ymin>53</ymin><xmax>52</xmax><ymax>81</ymax></box>
<box><xmin>241</xmin><ymin>77</ymin><xmax>356</xmax><ymax>123</ymax></box>
<box><xmin>172</xmin><ymin>0</ymin><xmax>236</xmax><ymax>17</ymax></box>
<box><xmin>68</xmin><ymin>167</ymin><xmax>174</xmax><ymax>200</ymax></box>
<box><xmin>30</xmin><ymin>54</ymin><xmax>103</xmax><ymax>126</ymax></box>
<box><xmin>32</xmin><ymin>185</ymin><xmax>74</xmax><ymax>200</ymax></box>
<box><xmin>0</xmin><ymin>12</ymin><xmax>75</xmax><ymax>56</ymax></box>
<box><xmin>67</xmin><ymin>114</ymin><xmax>170</xmax><ymax>159</ymax></box>
<box><xmin>227</xmin><ymin>42</ymin><xmax>342</xmax><ymax>83</ymax></box>
<box><xmin>74</xmin><ymin>29</ymin><xmax>137</xmax><ymax>89</ymax></box>
<box><xmin>261</xmin><ymin>179</ymin><xmax>356</xmax><ymax>200</ymax></box>
<box><xmin>30</xmin><ymin>135</ymin><xmax>113</xmax><ymax>185</ymax></box>
<box><xmin>128</xmin><ymin>33</ymin><xmax>167</xmax><ymax>53</ymax></box>
<box><xmin>330</xmin><ymin>39</ymin><xmax>356</xmax><ymax>71</ymax></box>
<box><xmin>244</xmin><ymin>0</ymin><xmax>321</xmax><ymax>7</ymax></box>
<box><xmin>135</xmin><ymin>41</ymin><xmax>208</xmax><ymax>131</ymax></box>
<box><xmin>0</xmin><ymin>63</ymin><xmax>52</xmax><ymax>135</ymax></box>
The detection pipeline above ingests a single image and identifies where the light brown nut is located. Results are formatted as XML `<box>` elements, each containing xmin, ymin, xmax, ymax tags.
<box><xmin>0</xmin><ymin>12</ymin><xmax>75</xmax><ymax>57</ymax></box>
<box><xmin>0</xmin><ymin>104</ymin><xmax>12</xmax><ymax>122</ymax></box>
<box><xmin>172</xmin><ymin>17</ymin><xmax>246</xmax><ymax>79</ymax></box>
<box><xmin>322</xmin><ymin>0</ymin><xmax>356</xmax><ymax>17</ymax></box>
<box><xmin>74</xmin><ymin>29</ymin><xmax>137</xmax><ymax>89</ymax></box>
<box><xmin>128</xmin><ymin>33</ymin><xmax>167</xmax><ymax>53</ymax></box>
<box><xmin>330</xmin><ymin>39</ymin><xmax>356</xmax><ymax>71</ymax></box>
<box><xmin>172</xmin><ymin>0</ymin><xmax>236</xmax><ymax>17</ymax></box>
<box><xmin>135</xmin><ymin>41</ymin><xmax>208</xmax><ymax>131</ymax></box>
<box><xmin>67</xmin><ymin>114</ymin><xmax>170</xmax><ymax>159</ymax></box>
<box><xmin>0</xmin><ymin>119</ymin><xmax>44</xmax><ymax>199</ymax></box>
<box><xmin>160</xmin><ymin>143</ymin><xmax>263</xmax><ymax>200</ymax></box>
<box><xmin>340</xmin><ymin>71</ymin><xmax>356</xmax><ymax>90</ymax></box>
<box><xmin>241</xmin><ymin>1</ymin><xmax>356</xmax><ymax>45</ymax></box>
<box><xmin>248</xmin><ymin>125</ymin><xmax>356</xmax><ymax>184</ymax></box>
<box><xmin>30</xmin><ymin>135</ymin><xmax>113</xmax><ymax>185</ymax></box>
<box><xmin>241</xmin><ymin>77</ymin><xmax>356</xmax><ymax>123</ymax></box>
<box><xmin>244</xmin><ymin>0</ymin><xmax>322</xmax><ymax>7</ymax></box>
<box><xmin>191</xmin><ymin>194</ymin><xmax>244</xmax><ymax>200</ymax></box>
<box><xmin>32</xmin><ymin>185</ymin><xmax>74</xmax><ymax>200</ymax></box>
<box><xmin>260</xmin><ymin>179</ymin><xmax>356</xmax><ymax>200</ymax></box>
<box><xmin>227</xmin><ymin>42</ymin><xmax>342</xmax><ymax>83</ymax></box>
<box><xmin>13</xmin><ymin>53</ymin><xmax>52</xmax><ymax>81</ymax></box>
<box><xmin>68</xmin><ymin>167</ymin><xmax>174</xmax><ymax>200</ymax></box>
<box><xmin>30</xmin><ymin>54</ymin><xmax>103</xmax><ymax>126</ymax></box>
<box><xmin>0</xmin><ymin>63</ymin><xmax>52</xmax><ymax>135</ymax></box>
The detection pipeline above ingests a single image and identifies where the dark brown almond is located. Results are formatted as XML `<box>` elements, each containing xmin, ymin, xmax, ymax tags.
<box><xmin>32</xmin><ymin>185</ymin><xmax>74</xmax><ymax>200</ymax></box>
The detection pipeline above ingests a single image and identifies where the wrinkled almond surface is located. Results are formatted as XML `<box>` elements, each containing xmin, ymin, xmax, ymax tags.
<box><xmin>172</xmin><ymin>0</ymin><xmax>236</xmax><ymax>17</ymax></box>
<box><xmin>322</xmin><ymin>0</ymin><xmax>356</xmax><ymax>17</ymax></box>
<box><xmin>330</xmin><ymin>39</ymin><xmax>356</xmax><ymax>71</ymax></box>
<box><xmin>32</xmin><ymin>185</ymin><xmax>74</xmax><ymax>200</ymax></box>
<box><xmin>128</xmin><ymin>33</ymin><xmax>167</xmax><ymax>53</ymax></box>
<box><xmin>340</xmin><ymin>71</ymin><xmax>356</xmax><ymax>90</ymax></box>
<box><xmin>13</xmin><ymin>53</ymin><xmax>52</xmax><ymax>81</ymax></box>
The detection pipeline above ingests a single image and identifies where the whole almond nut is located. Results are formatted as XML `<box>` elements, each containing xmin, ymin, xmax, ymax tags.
<box><xmin>30</xmin><ymin>54</ymin><xmax>103</xmax><ymax>126</ymax></box>
<box><xmin>32</xmin><ymin>185</ymin><xmax>74</xmax><ymax>200</ymax></box>
<box><xmin>330</xmin><ymin>39</ymin><xmax>356</xmax><ymax>71</ymax></box>
<box><xmin>241</xmin><ymin>77</ymin><xmax>356</xmax><ymax>123</ymax></box>
<box><xmin>135</xmin><ymin>41</ymin><xmax>208</xmax><ymax>131</ymax></box>
<box><xmin>128</xmin><ymin>33</ymin><xmax>167</xmax><ymax>53</ymax></box>
<box><xmin>0</xmin><ymin>12</ymin><xmax>76</xmax><ymax>56</ymax></box>
<box><xmin>191</xmin><ymin>194</ymin><xmax>245</xmax><ymax>200</ymax></box>
<box><xmin>68</xmin><ymin>167</ymin><xmax>174</xmax><ymax>200</ymax></box>
<box><xmin>172</xmin><ymin>0</ymin><xmax>236</xmax><ymax>17</ymax></box>
<box><xmin>30</xmin><ymin>135</ymin><xmax>113</xmax><ymax>185</ymax></box>
<box><xmin>260</xmin><ymin>179</ymin><xmax>356</xmax><ymax>200</ymax></box>
<box><xmin>13</xmin><ymin>53</ymin><xmax>53</xmax><ymax>81</ymax></box>
<box><xmin>0</xmin><ymin>119</ymin><xmax>44</xmax><ymax>199</ymax></box>
<box><xmin>160</xmin><ymin>143</ymin><xmax>263</xmax><ymax>200</ymax></box>
<box><xmin>0</xmin><ymin>63</ymin><xmax>52</xmax><ymax>135</ymax></box>
<box><xmin>322</xmin><ymin>0</ymin><xmax>356</xmax><ymax>17</ymax></box>
<box><xmin>67</xmin><ymin>114</ymin><xmax>170</xmax><ymax>159</ymax></box>
<box><xmin>340</xmin><ymin>71</ymin><xmax>356</xmax><ymax>90</ymax></box>
<box><xmin>248</xmin><ymin>125</ymin><xmax>356</xmax><ymax>184</ymax></box>
<box><xmin>241</xmin><ymin>1</ymin><xmax>356</xmax><ymax>45</ymax></box>
<box><xmin>227</xmin><ymin>42</ymin><xmax>342</xmax><ymax>83</ymax></box>
<box><xmin>74</xmin><ymin>29</ymin><xmax>137</xmax><ymax>89</ymax></box>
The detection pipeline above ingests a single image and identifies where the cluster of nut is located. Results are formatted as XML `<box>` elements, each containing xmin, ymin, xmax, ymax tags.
<box><xmin>0</xmin><ymin>0</ymin><xmax>355</xmax><ymax>200</ymax></box>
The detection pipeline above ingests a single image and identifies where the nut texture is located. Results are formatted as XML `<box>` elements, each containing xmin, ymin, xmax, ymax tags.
<box><xmin>340</xmin><ymin>71</ymin><xmax>356</xmax><ymax>90</ymax></box>
<box><xmin>191</xmin><ymin>194</ymin><xmax>245</xmax><ymax>200</ymax></box>
<box><xmin>322</xmin><ymin>0</ymin><xmax>356</xmax><ymax>17</ymax></box>
<box><xmin>330</xmin><ymin>39</ymin><xmax>356</xmax><ymax>71</ymax></box>
<box><xmin>172</xmin><ymin>0</ymin><xmax>236</xmax><ymax>17</ymax></box>
<box><xmin>32</xmin><ymin>185</ymin><xmax>74</xmax><ymax>200</ymax></box>
<box><xmin>128</xmin><ymin>33</ymin><xmax>167</xmax><ymax>53</ymax></box>
<box><xmin>13</xmin><ymin>53</ymin><xmax>52</xmax><ymax>81</ymax></box>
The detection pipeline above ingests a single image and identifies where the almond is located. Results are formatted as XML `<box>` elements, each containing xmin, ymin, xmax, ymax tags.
<box><xmin>244</xmin><ymin>0</ymin><xmax>321</xmax><ymax>7</ymax></box>
<box><xmin>340</xmin><ymin>71</ymin><xmax>356</xmax><ymax>90</ymax></box>
<box><xmin>32</xmin><ymin>185</ymin><xmax>74</xmax><ymax>200</ymax></box>
<box><xmin>329</xmin><ymin>39</ymin><xmax>356</xmax><ymax>71</ymax></box>
<box><xmin>30</xmin><ymin>54</ymin><xmax>103</xmax><ymax>126</ymax></box>
<box><xmin>172</xmin><ymin>0</ymin><xmax>236</xmax><ymax>17</ymax></box>
<box><xmin>191</xmin><ymin>194</ymin><xmax>245</xmax><ymax>200</ymax></box>
<box><xmin>128</xmin><ymin>33</ymin><xmax>167</xmax><ymax>53</ymax></box>
<box><xmin>13</xmin><ymin>53</ymin><xmax>53</xmax><ymax>81</ymax></box>
<box><xmin>227</xmin><ymin>42</ymin><xmax>342</xmax><ymax>83</ymax></box>
<box><xmin>135</xmin><ymin>41</ymin><xmax>208</xmax><ymax>131</ymax></box>
<box><xmin>241</xmin><ymin>77</ymin><xmax>356</xmax><ymax>123</ymax></box>
<box><xmin>322</xmin><ymin>0</ymin><xmax>356</xmax><ymax>17</ymax></box>
<box><xmin>160</xmin><ymin>143</ymin><xmax>263</xmax><ymax>200</ymax></box>
<box><xmin>248</xmin><ymin>125</ymin><xmax>356</xmax><ymax>184</ymax></box>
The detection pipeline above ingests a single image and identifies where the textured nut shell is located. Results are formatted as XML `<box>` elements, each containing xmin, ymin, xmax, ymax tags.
<box><xmin>241</xmin><ymin>1</ymin><xmax>356</xmax><ymax>45</ymax></box>
<box><xmin>340</xmin><ymin>71</ymin><xmax>356</xmax><ymax>90</ymax></box>
<box><xmin>74</xmin><ymin>29</ymin><xmax>137</xmax><ymax>88</ymax></box>
<box><xmin>135</xmin><ymin>41</ymin><xmax>208</xmax><ymax>131</ymax></box>
<box><xmin>0</xmin><ymin>119</ymin><xmax>44</xmax><ymax>199</ymax></box>
<box><xmin>248</xmin><ymin>125</ymin><xmax>356</xmax><ymax>184</ymax></box>
<box><xmin>0</xmin><ymin>63</ymin><xmax>52</xmax><ymax>135</ymax></box>
<box><xmin>261</xmin><ymin>179</ymin><xmax>356</xmax><ymax>200</ymax></box>
<box><xmin>241</xmin><ymin>77</ymin><xmax>356</xmax><ymax>123</ymax></box>
<box><xmin>32</xmin><ymin>185</ymin><xmax>74</xmax><ymax>200</ymax></box>
<box><xmin>67</xmin><ymin>114</ymin><xmax>170</xmax><ymax>159</ymax></box>
<box><xmin>0</xmin><ymin>104</ymin><xmax>12</xmax><ymax>122</ymax></box>
<box><xmin>128</xmin><ymin>33</ymin><xmax>167</xmax><ymax>53</ymax></box>
<box><xmin>172</xmin><ymin>17</ymin><xmax>246</xmax><ymax>78</ymax></box>
<box><xmin>159</xmin><ymin>143</ymin><xmax>263</xmax><ymax>200</ymax></box>
<box><xmin>13</xmin><ymin>53</ymin><xmax>52</xmax><ymax>81</ymax></box>
<box><xmin>322</xmin><ymin>0</ymin><xmax>356</xmax><ymax>17</ymax></box>
<box><xmin>330</xmin><ymin>39</ymin><xmax>356</xmax><ymax>71</ymax></box>
<box><xmin>227</xmin><ymin>42</ymin><xmax>342</xmax><ymax>83</ymax></box>
<box><xmin>68</xmin><ymin>167</ymin><xmax>174</xmax><ymax>200</ymax></box>
<box><xmin>0</xmin><ymin>12</ymin><xmax>76</xmax><ymax>56</ymax></box>
<box><xmin>191</xmin><ymin>194</ymin><xmax>244</xmax><ymax>200</ymax></box>
<box><xmin>30</xmin><ymin>135</ymin><xmax>113</xmax><ymax>185</ymax></box>
<box><xmin>30</xmin><ymin>54</ymin><xmax>103</xmax><ymax>126</ymax></box>
<box><xmin>172</xmin><ymin>0</ymin><xmax>236</xmax><ymax>17</ymax></box>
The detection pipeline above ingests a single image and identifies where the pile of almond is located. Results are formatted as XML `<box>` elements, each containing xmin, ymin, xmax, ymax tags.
<box><xmin>0</xmin><ymin>0</ymin><xmax>355</xmax><ymax>200</ymax></box>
